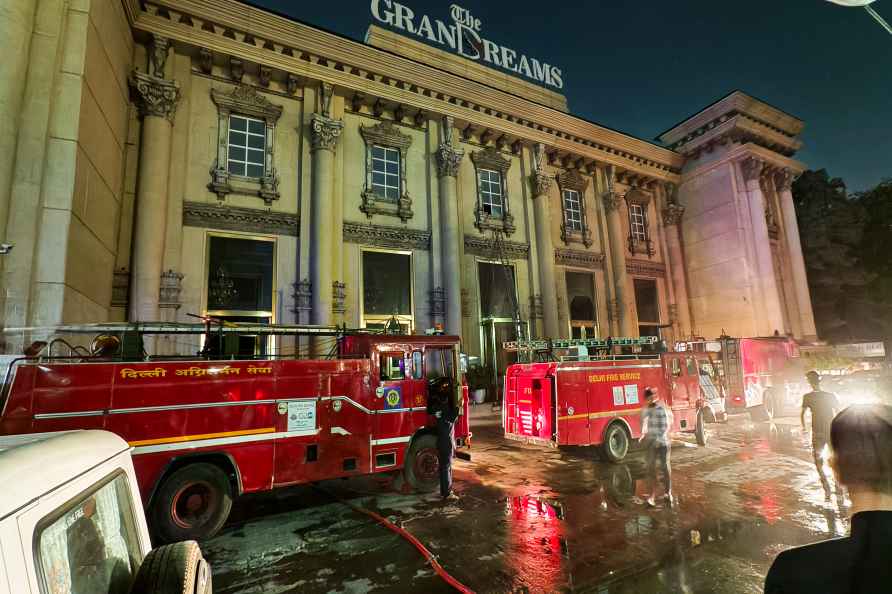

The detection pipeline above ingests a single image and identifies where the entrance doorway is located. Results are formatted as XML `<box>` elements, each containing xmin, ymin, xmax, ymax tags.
<box><xmin>480</xmin><ymin>318</ymin><xmax>523</xmax><ymax>404</ymax></box>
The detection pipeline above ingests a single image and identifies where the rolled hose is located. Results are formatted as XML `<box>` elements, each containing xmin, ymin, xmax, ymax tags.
<box><xmin>316</xmin><ymin>486</ymin><xmax>475</xmax><ymax>594</ymax></box>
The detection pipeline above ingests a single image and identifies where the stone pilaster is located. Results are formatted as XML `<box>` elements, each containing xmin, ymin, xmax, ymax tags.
<box><xmin>775</xmin><ymin>168</ymin><xmax>817</xmax><ymax>339</ymax></box>
<box><xmin>436</xmin><ymin>116</ymin><xmax>464</xmax><ymax>336</ymax></box>
<box><xmin>602</xmin><ymin>166</ymin><xmax>636</xmax><ymax>336</ymax></box>
<box><xmin>530</xmin><ymin>144</ymin><xmax>559</xmax><ymax>338</ymax></box>
<box><xmin>128</xmin><ymin>65</ymin><xmax>181</xmax><ymax>323</ymax></box>
<box><xmin>661</xmin><ymin>184</ymin><xmax>692</xmax><ymax>337</ymax></box>
<box><xmin>309</xmin><ymin>113</ymin><xmax>343</xmax><ymax>329</ymax></box>
<box><xmin>739</xmin><ymin>156</ymin><xmax>785</xmax><ymax>335</ymax></box>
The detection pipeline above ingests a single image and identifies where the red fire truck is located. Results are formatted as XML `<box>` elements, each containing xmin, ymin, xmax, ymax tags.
<box><xmin>0</xmin><ymin>323</ymin><xmax>470</xmax><ymax>542</ymax></box>
<box><xmin>678</xmin><ymin>335</ymin><xmax>806</xmax><ymax>419</ymax></box>
<box><xmin>502</xmin><ymin>337</ymin><xmax>727</xmax><ymax>462</ymax></box>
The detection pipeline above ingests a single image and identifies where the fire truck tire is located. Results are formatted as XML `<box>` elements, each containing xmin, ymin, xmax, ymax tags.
<box><xmin>695</xmin><ymin>411</ymin><xmax>708</xmax><ymax>446</ymax></box>
<box><xmin>404</xmin><ymin>434</ymin><xmax>440</xmax><ymax>493</ymax></box>
<box><xmin>602</xmin><ymin>423</ymin><xmax>630</xmax><ymax>463</ymax></box>
<box><xmin>152</xmin><ymin>463</ymin><xmax>233</xmax><ymax>543</ymax></box>
<box><xmin>130</xmin><ymin>541</ymin><xmax>212</xmax><ymax>594</ymax></box>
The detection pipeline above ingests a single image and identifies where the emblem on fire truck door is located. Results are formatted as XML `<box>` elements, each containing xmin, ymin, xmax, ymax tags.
<box><xmin>384</xmin><ymin>387</ymin><xmax>403</xmax><ymax>410</ymax></box>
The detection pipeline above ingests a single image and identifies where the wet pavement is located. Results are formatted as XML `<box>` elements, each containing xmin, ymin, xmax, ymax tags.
<box><xmin>203</xmin><ymin>409</ymin><xmax>850</xmax><ymax>593</ymax></box>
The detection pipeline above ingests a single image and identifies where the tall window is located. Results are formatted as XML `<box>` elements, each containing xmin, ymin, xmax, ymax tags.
<box><xmin>629</xmin><ymin>203</ymin><xmax>648</xmax><ymax>242</ymax></box>
<box><xmin>370</xmin><ymin>145</ymin><xmax>401</xmax><ymax>201</ymax></box>
<box><xmin>227</xmin><ymin>115</ymin><xmax>266</xmax><ymax>178</ymax></box>
<box><xmin>566</xmin><ymin>271</ymin><xmax>597</xmax><ymax>339</ymax></box>
<box><xmin>563</xmin><ymin>189</ymin><xmax>583</xmax><ymax>231</ymax></box>
<box><xmin>478</xmin><ymin>169</ymin><xmax>504</xmax><ymax>218</ymax></box>
<box><xmin>634</xmin><ymin>278</ymin><xmax>661</xmax><ymax>341</ymax></box>
<box><xmin>478</xmin><ymin>262</ymin><xmax>516</xmax><ymax>319</ymax></box>
<box><xmin>362</xmin><ymin>250</ymin><xmax>413</xmax><ymax>333</ymax></box>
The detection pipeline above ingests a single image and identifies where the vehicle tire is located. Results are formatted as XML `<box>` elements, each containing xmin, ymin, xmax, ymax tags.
<box><xmin>602</xmin><ymin>423</ymin><xmax>630</xmax><ymax>463</ymax></box>
<box><xmin>152</xmin><ymin>463</ymin><xmax>233</xmax><ymax>544</ymax></box>
<box><xmin>695</xmin><ymin>410</ymin><xmax>708</xmax><ymax>446</ymax></box>
<box><xmin>130</xmin><ymin>541</ymin><xmax>212</xmax><ymax>594</ymax></box>
<box><xmin>404</xmin><ymin>433</ymin><xmax>440</xmax><ymax>493</ymax></box>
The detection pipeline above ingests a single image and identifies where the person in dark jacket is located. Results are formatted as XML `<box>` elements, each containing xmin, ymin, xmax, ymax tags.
<box><xmin>801</xmin><ymin>370</ymin><xmax>842</xmax><ymax>500</ymax></box>
<box><xmin>765</xmin><ymin>403</ymin><xmax>892</xmax><ymax>593</ymax></box>
<box><xmin>427</xmin><ymin>376</ymin><xmax>459</xmax><ymax>500</ymax></box>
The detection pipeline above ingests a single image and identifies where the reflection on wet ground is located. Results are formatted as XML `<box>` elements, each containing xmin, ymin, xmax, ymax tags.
<box><xmin>203</xmin><ymin>411</ymin><xmax>851</xmax><ymax>593</ymax></box>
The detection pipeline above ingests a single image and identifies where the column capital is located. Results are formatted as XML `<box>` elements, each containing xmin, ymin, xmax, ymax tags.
<box><xmin>774</xmin><ymin>168</ymin><xmax>798</xmax><ymax>192</ymax></box>
<box><xmin>531</xmin><ymin>172</ymin><xmax>552</xmax><ymax>197</ymax></box>
<box><xmin>662</xmin><ymin>202</ymin><xmax>685</xmax><ymax>226</ymax></box>
<box><xmin>435</xmin><ymin>143</ymin><xmax>463</xmax><ymax>178</ymax></box>
<box><xmin>602</xmin><ymin>191</ymin><xmax>622</xmax><ymax>213</ymax></box>
<box><xmin>739</xmin><ymin>156</ymin><xmax>765</xmax><ymax>182</ymax></box>
<box><xmin>310</xmin><ymin>113</ymin><xmax>343</xmax><ymax>152</ymax></box>
<box><xmin>129</xmin><ymin>70</ymin><xmax>180</xmax><ymax>122</ymax></box>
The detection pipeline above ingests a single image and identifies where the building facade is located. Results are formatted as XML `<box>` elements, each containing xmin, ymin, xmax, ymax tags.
<box><xmin>0</xmin><ymin>0</ymin><xmax>817</xmax><ymax>370</ymax></box>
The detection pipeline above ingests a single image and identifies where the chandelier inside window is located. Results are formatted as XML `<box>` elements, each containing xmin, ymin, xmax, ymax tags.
<box><xmin>210</xmin><ymin>266</ymin><xmax>237</xmax><ymax>307</ymax></box>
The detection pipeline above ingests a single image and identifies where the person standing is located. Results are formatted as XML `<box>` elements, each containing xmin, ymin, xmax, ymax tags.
<box><xmin>641</xmin><ymin>387</ymin><xmax>673</xmax><ymax>507</ymax></box>
<box><xmin>765</xmin><ymin>404</ymin><xmax>892</xmax><ymax>593</ymax></box>
<box><xmin>427</xmin><ymin>376</ymin><xmax>459</xmax><ymax>501</ymax></box>
<box><xmin>802</xmin><ymin>370</ymin><xmax>842</xmax><ymax>500</ymax></box>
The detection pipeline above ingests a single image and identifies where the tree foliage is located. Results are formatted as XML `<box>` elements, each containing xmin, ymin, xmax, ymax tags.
<box><xmin>793</xmin><ymin>171</ymin><xmax>892</xmax><ymax>342</ymax></box>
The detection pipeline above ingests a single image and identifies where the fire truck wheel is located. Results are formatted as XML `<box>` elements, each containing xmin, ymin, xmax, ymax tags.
<box><xmin>602</xmin><ymin>423</ymin><xmax>630</xmax><ymax>463</ymax></box>
<box><xmin>404</xmin><ymin>434</ymin><xmax>440</xmax><ymax>492</ymax></box>
<box><xmin>130</xmin><ymin>541</ymin><xmax>212</xmax><ymax>594</ymax></box>
<box><xmin>152</xmin><ymin>463</ymin><xmax>233</xmax><ymax>543</ymax></box>
<box><xmin>695</xmin><ymin>411</ymin><xmax>708</xmax><ymax>446</ymax></box>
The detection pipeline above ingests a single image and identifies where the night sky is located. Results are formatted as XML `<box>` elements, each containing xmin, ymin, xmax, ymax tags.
<box><xmin>249</xmin><ymin>0</ymin><xmax>891</xmax><ymax>191</ymax></box>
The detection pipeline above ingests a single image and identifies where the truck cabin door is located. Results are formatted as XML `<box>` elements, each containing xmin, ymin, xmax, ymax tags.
<box><xmin>373</xmin><ymin>351</ymin><xmax>424</xmax><ymax>469</ymax></box>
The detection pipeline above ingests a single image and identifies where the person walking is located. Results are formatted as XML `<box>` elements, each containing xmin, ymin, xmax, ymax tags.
<box><xmin>801</xmin><ymin>370</ymin><xmax>842</xmax><ymax>500</ymax></box>
<box><xmin>765</xmin><ymin>403</ymin><xmax>892</xmax><ymax>593</ymax></box>
<box><xmin>427</xmin><ymin>376</ymin><xmax>459</xmax><ymax>501</ymax></box>
<box><xmin>641</xmin><ymin>387</ymin><xmax>673</xmax><ymax>507</ymax></box>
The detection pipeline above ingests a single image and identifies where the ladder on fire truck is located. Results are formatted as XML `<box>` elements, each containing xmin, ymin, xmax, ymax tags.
<box><xmin>503</xmin><ymin>335</ymin><xmax>659</xmax><ymax>357</ymax></box>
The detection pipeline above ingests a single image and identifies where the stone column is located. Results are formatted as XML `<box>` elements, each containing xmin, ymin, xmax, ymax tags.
<box><xmin>739</xmin><ymin>157</ymin><xmax>785</xmax><ymax>335</ymax></box>
<box><xmin>661</xmin><ymin>185</ymin><xmax>692</xmax><ymax>337</ymax></box>
<box><xmin>602</xmin><ymin>167</ymin><xmax>636</xmax><ymax>336</ymax></box>
<box><xmin>309</xmin><ymin>112</ymin><xmax>343</xmax><ymax>328</ymax></box>
<box><xmin>529</xmin><ymin>144</ymin><xmax>559</xmax><ymax>339</ymax></box>
<box><xmin>776</xmin><ymin>169</ymin><xmax>818</xmax><ymax>339</ymax></box>
<box><xmin>435</xmin><ymin>116</ymin><xmax>464</xmax><ymax>336</ymax></box>
<box><xmin>128</xmin><ymin>52</ymin><xmax>180</xmax><ymax>323</ymax></box>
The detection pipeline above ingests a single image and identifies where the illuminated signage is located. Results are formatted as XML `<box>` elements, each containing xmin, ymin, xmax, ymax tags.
<box><xmin>370</xmin><ymin>1</ymin><xmax>564</xmax><ymax>90</ymax></box>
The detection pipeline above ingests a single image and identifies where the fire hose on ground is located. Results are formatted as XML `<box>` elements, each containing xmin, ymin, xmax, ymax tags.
<box><xmin>315</xmin><ymin>486</ymin><xmax>476</xmax><ymax>594</ymax></box>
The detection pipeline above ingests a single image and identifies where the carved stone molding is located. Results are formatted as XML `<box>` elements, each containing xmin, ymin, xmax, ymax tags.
<box><xmin>529</xmin><ymin>295</ymin><xmax>544</xmax><ymax>320</ymax></box>
<box><xmin>159</xmin><ymin>269</ymin><xmax>185</xmax><ymax>309</ymax></box>
<box><xmin>531</xmin><ymin>173</ymin><xmax>552</xmax><ymax>197</ymax></box>
<box><xmin>343</xmin><ymin>221</ymin><xmax>431</xmax><ymax>250</ymax></box>
<box><xmin>602</xmin><ymin>191</ymin><xmax>622</xmax><ymax>213</ymax></box>
<box><xmin>430</xmin><ymin>287</ymin><xmax>446</xmax><ymax>322</ymax></box>
<box><xmin>662</xmin><ymin>203</ymin><xmax>685</xmax><ymax>226</ymax></box>
<box><xmin>198</xmin><ymin>47</ymin><xmax>213</xmax><ymax>74</ymax></box>
<box><xmin>291</xmin><ymin>279</ymin><xmax>312</xmax><ymax>316</ymax></box>
<box><xmin>626</xmin><ymin>259</ymin><xmax>666</xmax><ymax>277</ymax></box>
<box><xmin>332</xmin><ymin>282</ymin><xmax>347</xmax><ymax>315</ymax></box>
<box><xmin>360</xmin><ymin>120</ymin><xmax>414</xmax><ymax>222</ymax></box>
<box><xmin>554</xmin><ymin>248</ymin><xmax>605</xmax><ymax>270</ymax></box>
<box><xmin>183</xmin><ymin>201</ymin><xmax>299</xmax><ymax>236</ymax></box>
<box><xmin>229</xmin><ymin>57</ymin><xmax>244</xmax><ymax>82</ymax></box>
<box><xmin>463</xmin><ymin>235</ymin><xmax>529</xmax><ymax>260</ymax></box>
<box><xmin>149</xmin><ymin>35</ymin><xmax>171</xmax><ymax>78</ymax></box>
<box><xmin>624</xmin><ymin>187</ymin><xmax>652</xmax><ymax>206</ymax></box>
<box><xmin>608</xmin><ymin>299</ymin><xmax>621</xmax><ymax>322</ymax></box>
<box><xmin>774</xmin><ymin>168</ymin><xmax>797</xmax><ymax>192</ymax></box>
<box><xmin>475</xmin><ymin>211</ymin><xmax>516</xmax><ymax>236</ymax></box>
<box><xmin>211</xmin><ymin>84</ymin><xmax>283</xmax><ymax>122</ymax></box>
<box><xmin>470</xmin><ymin>146</ymin><xmax>511</xmax><ymax>174</ymax></box>
<box><xmin>461</xmin><ymin>289</ymin><xmax>471</xmax><ymax>318</ymax></box>
<box><xmin>259</xmin><ymin>169</ymin><xmax>280</xmax><ymax>205</ymax></box>
<box><xmin>310</xmin><ymin>113</ymin><xmax>344</xmax><ymax>152</ymax></box>
<box><xmin>435</xmin><ymin>144</ymin><xmax>463</xmax><ymax>178</ymax></box>
<box><xmin>129</xmin><ymin>70</ymin><xmax>180</xmax><ymax>122</ymax></box>
<box><xmin>557</xmin><ymin>169</ymin><xmax>589</xmax><ymax>193</ymax></box>
<box><xmin>740</xmin><ymin>156</ymin><xmax>764</xmax><ymax>182</ymax></box>
<box><xmin>111</xmin><ymin>268</ymin><xmax>130</xmax><ymax>308</ymax></box>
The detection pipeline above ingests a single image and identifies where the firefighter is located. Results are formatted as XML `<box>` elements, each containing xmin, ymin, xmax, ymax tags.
<box><xmin>427</xmin><ymin>376</ymin><xmax>459</xmax><ymax>501</ymax></box>
<box><xmin>801</xmin><ymin>370</ymin><xmax>842</xmax><ymax>500</ymax></box>
<box><xmin>641</xmin><ymin>387</ymin><xmax>673</xmax><ymax>507</ymax></box>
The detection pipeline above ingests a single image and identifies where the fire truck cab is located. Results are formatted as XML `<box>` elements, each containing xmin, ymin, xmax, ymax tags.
<box><xmin>0</xmin><ymin>324</ymin><xmax>469</xmax><ymax>543</ymax></box>
<box><xmin>503</xmin><ymin>338</ymin><xmax>726</xmax><ymax>462</ymax></box>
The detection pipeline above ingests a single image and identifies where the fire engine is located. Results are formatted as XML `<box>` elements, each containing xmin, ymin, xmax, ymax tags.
<box><xmin>677</xmin><ymin>335</ymin><xmax>806</xmax><ymax>419</ymax></box>
<box><xmin>502</xmin><ymin>336</ymin><xmax>727</xmax><ymax>462</ymax></box>
<box><xmin>0</xmin><ymin>322</ymin><xmax>470</xmax><ymax>543</ymax></box>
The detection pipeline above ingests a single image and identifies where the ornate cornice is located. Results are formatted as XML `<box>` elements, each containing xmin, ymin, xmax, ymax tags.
<box><xmin>554</xmin><ymin>248</ymin><xmax>604</xmax><ymax>270</ymax></box>
<box><xmin>183</xmin><ymin>201</ymin><xmax>298</xmax><ymax>236</ymax></box>
<box><xmin>129</xmin><ymin>70</ymin><xmax>180</xmax><ymax>122</ymax></box>
<box><xmin>310</xmin><ymin>113</ymin><xmax>343</xmax><ymax>152</ymax></box>
<box><xmin>602</xmin><ymin>191</ymin><xmax>622</xmax><ymax>213</ymax></box>
<box><xmin>360</xmin><ymin>120</ymin><xmax>412</xmax><ymax>151</ymax></box>
<box><xmin>626</xmin><ymin>259</ymin><xmax>666</xmax><ymax>278</ymax></box>
<box><xmin>624</xmin><ymin>187</ymin><xmax>652</xmax><ymax>206</ymax></box>
<box><xmin>435</xmin><ymin>144</ymin><xmax>463</xmax><ymax>178</ymax></box>
<box><xmin>557</xmin><ymin>169</ymin><xmax>589</xmax><ymax>193</ymax></box>
<box><xmin>740</xmin><ymin>156</ymin><xmax>765</xmax><ymax>182</ymax></box>
<box><xmin>470</xmin><ymin>146</ymin><xmax>512</xmax><ymax>174</ymax></box>
<box><xmin>343</xmin><ymin>221</ymin><xmax>431</xmax><ymax>250</ymax></box>
<box><xmin>211</xmin><ymin>84</ymin><xmax>283</xmax><ymax>122</ymax></box>
<box><xmin>774</xmin><ymin>168</ymin><xmax>797</xmax><ymax>192</ymax></box>
<box><xmin>464</xmin><ymin>235</ymin><xmax>529</xmax><ymax>260</ymax></box>
<box><xmin>662</xmin><ymin>203</ymin><xmax>685</xmax><ymax>226</ymax></box>
<box><xmin>531</xmin><ymin>173</ymin><xmax>552</xmax><ymax>197</ymax></box>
